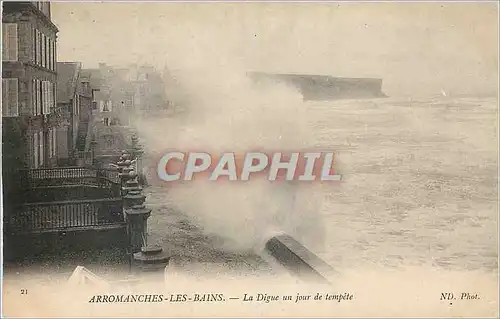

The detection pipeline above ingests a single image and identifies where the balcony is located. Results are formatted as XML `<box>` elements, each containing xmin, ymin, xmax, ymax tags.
<box><xmin>7</xmin><ymin>167</ymin><xmax>125</xmax><ymax>236</ymax></box>
<box><xmin>7</xmin><ymin>198</ymin><xmax>125</xmax><ymax>234</ymax></box>
<box><xmin>20</xmin><ymin>167</ymin><xmax>120</xmax><ymax>189</ymax></box>
<box><xmin>19</xmin><ymin>167</ymin><xmax>122</xmax><ymax>202</ymax></box>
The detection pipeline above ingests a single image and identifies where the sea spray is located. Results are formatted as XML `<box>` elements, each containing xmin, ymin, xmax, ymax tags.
<box><xmin>132</xmin><ymin>66</ymin><xmax>328</xmax><ymax>252</ymax></box>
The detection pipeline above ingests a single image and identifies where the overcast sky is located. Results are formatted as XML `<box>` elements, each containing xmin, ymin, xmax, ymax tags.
<box><xmin>52</xmin><ymin>2</ymin><xmax>498</xmax><ymax>97</ymax></box>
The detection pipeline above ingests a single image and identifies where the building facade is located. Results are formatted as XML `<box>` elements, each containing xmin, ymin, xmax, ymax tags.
<box><xmin>2</xmin><ymin>1</ymin><xmax>59</xmax><ymax>209</ymax></box>
<box><xmin>55</xmin><ymin>62</ymin><xmax>81</xmax><ymax>165</ymax></box>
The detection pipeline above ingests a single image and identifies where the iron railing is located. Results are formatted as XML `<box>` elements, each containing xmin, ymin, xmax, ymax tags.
<box><xmin>8</xmin><ymin>198</ymin><xmax>124</xmax><ymax>232</ymax></box>
<box><xmin>19</xmin><ymin>167</ymin><xmax>120</xmax><ymax>189</ymax></box>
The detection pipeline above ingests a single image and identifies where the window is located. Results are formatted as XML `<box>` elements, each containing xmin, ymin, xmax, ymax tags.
<box><xmin>53</xmin><ymin>83</ymin><xmax>57</xmax><ymax>110</ymax></box>
<box><xmin>32</xmin><ymin>130</ymin><xmax>44</xmax><ymax>168</ymax></box>
<box><xmin>40</xmin><ymin>80</ymin><xmax>54</xmax><ymax>114</ymax></box>
<box><xmin>52</xmin><ymin>128</ymin><xmax>57</xmax><ymax>157</ymax></box>
<box><xmin>48</xmin><ymin>128</ymin><xmax>56</xmax><ymax>158</ymax></box>
<box><xmin>2</xmin><ymin>78</ymin><xmax>19</xmax><ymax>117</ymax></box>
<box><xmin>49</xmin><ymin>82</ymin><xmax>53</xmax><ymax>112</ymax></box>
<box><xmin>92</xmin><ymin>101</ymin><xmax>97</xmax><ymax>110</ymax></box>
<box><xmin>45</xmin><ymin>36</ymin><xmax>48</xmax><ymax>68</ymax></box>
<box><xmin>42</xmin><ymin>81</ymin><xmax>46</xmax><ymax>114</ymax></box>
<box><xmin>33</xmin><ymin>132</ymin><xmax>39</xmax><ymax>169</ymax></box>
<box><xmin>2</xmin><ymin>23</ymin><xmax>18</xmax><ymax>61</ymax></box>
<box><xmin>34</xmin><ymin>29</ymin><xmax>38</xmax><ymax>64</ymax></box>
<box><xmin>36</xmin><ymin>30</ymin><xmax>41</xmax><ymax>65</ymax></box>
<box><xmin>41</xmin><ymin>33</ymin><xmax>46</xmax><ymax>68</ymax></box>
<box><xmin>45</xmin><ymin>36</ymin><xmax>50</xmax><ymax>69</ymax></box>
<box><xmin>53</xmin><ymin>39</ymin><xmax>56</xmax><ymax>70</ymax></box>
<box><xmin>36</xmin><ymin>79</ymin><xmax>42</xmax><ymax>115</ymax></box>
<box><xmin>103</xmin><ymin>118</ymin><xmax>110</xmax><ymax>126</ymax></box>
<box><xmin>102</xmin><ymin>101</ymin><xmax>110</xmax><ymax>112</ymax></box>
<box><xmin>32</xmin><ymin>79</ymin><xmax>37</xmax><ymax>115</ymax></box>
<box><xmin>48</xmin><ymin>128</ymin><xmax>53</xmax><ymax>158</ymax></box>
<box><xmin>39</xmin><ymin>131</ymin><xmax>44</xmax><ymax>166</ymax></box>
<box><xmin>32</xmin><ymin>27</ymin><xmax>36</xmax><ymax>63</ymax></box>
<box><xmin>48</xmin><ymin>38</ymin><xmax>53</xmax><ymax>70</ymax></box>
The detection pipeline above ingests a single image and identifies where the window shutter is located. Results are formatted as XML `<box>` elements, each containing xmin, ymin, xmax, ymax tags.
<box><xmin>41</xmin><ymin>81</ymin><xmax>45</xmax><ymax>114</ymax></box>
<box><xmin>45</xmin><ymin>36</ymin><xmax>49</xmax><ymax>68</ymax></box>
<box><xmin>41</xmin><ymin>33</ymin><xmax>46</xmax><ymax>68</ymax></box>
<box><xmin>39</xmin><ymin>30</ymin><xmax>42</xmax><ymax>65</ymax></box>
<box><xmin>45</xmin><ymin>81</ymin><xmax>49</xmax><ymax>114</ymax></box>
<box><xmin>2</xmin><ymin>79</ymin><xmax>19</xmax><ymax>117</ymax></box>
<box><xmin>52</xmin><ymin>129</ymin><xmax>57</xmax><ymax>157</ymax></box>
<box><xmin>48</xmin><ymin>128</ymin><xmax>52</xmax><ymax>158</ymax></box>
<box><xmin>34</xmin><ymin>80</ymin><xmax>38</xmax><ymax>115</ymax></box>
<box><xmin>32</xmin><ymin>79</ymin><xmax>36</xmax><ymax>115</ymax></box>
<box><xmin>46</xmin><ymin>37</ymin><xmax>50</xmax><ymax>69</ymax></box>
<box><xmin>36</xmin><ymin>80</ymin><xmax>40</xmax><ymax>115</ymax></box>
<box><xmin>34</xmin><ymin>30</ymin><xmax>38</xmax><ymax>65</ymax></box>
<box><xmin>8</xmin><ymin>79</ymin><xmax>18</xmax><ymax>116</ymax></box>
<box><xmin>53</xmin><ymin>83</ymin><xmax>57</xmax><ymax>108</ymax></box>
<box><xmin>2</xmin><ymin>79</ymin><xmax>8</xmax><ymax>116</ymax></box>
<box><xmin>32</xmin><ymin>27</ymin><xmax>36</xmax><ymax>63</ymax></box>
<box><xmin>48</xmin><ymin>82</ymin><xmax>52</xmax><ymax>113</ymax></box>
<box><xmin>48</xmin><ymin>38</ymin><xmax>52</xmax><ymax>70</ymax></box>
<box><xmin>2</xmin><ymin>23</ymin><xmax>18</xmax><ymax>61</ymax></box>
<box><xmin>33</xmin><ymin>132</ymin><xmax>39</xmax><ymax>168</ymax></box>
<box><xmin>50</xmin><ymin>82</ymin><xmax>54</xmax><ymax>111</ymax></box>
<box><xmin>53</xmin><ymin>39</ymin><xmax>56</xmax><ymax>69</ymax></box>
<box><xmin>51</xmin><ymin>40</ymin><xmax>55</xmax><ymax>70</ymax></box>
<box><xmin>42</xmin><ymin>81</ymin><xmax>46</xmax><ymax>114</ymax></box>
<box><xmin>45</xmin><ymin>81</ymin><xmax>50</xmax><ymax>114</ymax></box>
<box><xmin>39</xmin><ymin>131</ymin><xmax>44</xmax><ymax>166</ymax></box>
<box><xmin>36</xmin><ymin>30</ymin><xmax>41</xmax><ymax>65</ymax></box>
<box><xmin>51</xmin><ymin>129</ymin><xmax>55</xmax><ymax>157</ymax></box>
<box><xmin>51</xmin><ymin>82</ymin><xmax>55</xmax><ymax>110</ymax></box>
<box><xmin>47</xmin><ymin>82</ymin><xmax>51</xmax><ymax>112</ymax></box>
<box><xmin>2</xmin><ymin>24</ymin><xmax>7</xmax><ymax>60</ymax></box>
<box><xmin>9</xmin><ymin>24</ymin><xmax>18</xmax><ymax>61</ymax></box>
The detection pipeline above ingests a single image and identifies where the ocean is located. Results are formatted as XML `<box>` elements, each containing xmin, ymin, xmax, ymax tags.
<box><xmin>144</xmin><ymin>95</ymin><xmax>498</xmax><ymax>275</ymax></box>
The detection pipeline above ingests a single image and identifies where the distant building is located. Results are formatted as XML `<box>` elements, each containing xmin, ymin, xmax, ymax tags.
<box><xmin>2</xmin><ymin>1</ymin><xmax>59</xmax><ymax>208</ymax></box>
<box><xmin>55</xmin><ymin>62</ymin><xmax>99</xmax><ymax>165</ymax></box>
<box><xmin>55</xmin><ymin>62</ymin><xmax>81</xmax><ymax>165</ymax></box>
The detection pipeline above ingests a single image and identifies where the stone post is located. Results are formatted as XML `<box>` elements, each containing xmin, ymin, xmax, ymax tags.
<box><xmin>129</xmin><ymin>134</ymin><xmax>146</xmax><ymax>186</ymax></box>
<box><xmin>124</xmin><ymin>203</ymin><xmax>151</xmax><ymax>254</ymax></box>
<box><xmin>122</xmin><ymin>177</ymin><xmax>142</xmax><ymax>196</ymax></box>
<box><xmin>123</xmin><ymin>171</ymin><xmax>150</xmax><ymax>254</ymax></box>
<box><xmin>133</xmin><ymin>245</ymin><xmax>171</xmax><ymax>281</ymax></box>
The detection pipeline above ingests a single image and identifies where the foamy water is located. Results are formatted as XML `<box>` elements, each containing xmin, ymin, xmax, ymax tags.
<box><xmin>139</xmin><ymin>95</ymin><xmax>497</xmax><ymax>271</ymax></box>
<box><xmin>306</xmin><ymin>97</ymin><xmax>498</xmax><ymax>272</ymax></box>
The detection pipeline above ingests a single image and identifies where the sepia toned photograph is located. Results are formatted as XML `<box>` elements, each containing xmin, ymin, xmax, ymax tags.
<box><xmin>1</xmin><ymin>1</ymin><xmax>498</xmax><ymax>317</ymax></box>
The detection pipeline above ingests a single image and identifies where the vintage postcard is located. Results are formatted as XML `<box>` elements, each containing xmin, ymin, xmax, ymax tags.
<box><xmin>1</xmin><ymin>1</ymin><xmax>498</xmax><ymax>317</ymax></box>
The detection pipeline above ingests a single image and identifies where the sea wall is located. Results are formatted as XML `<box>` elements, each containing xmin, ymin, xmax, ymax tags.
<box><xmin>248</xmin><ymin>72</ymin><xmax>387</xmax><ymax>101</ymax></box>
